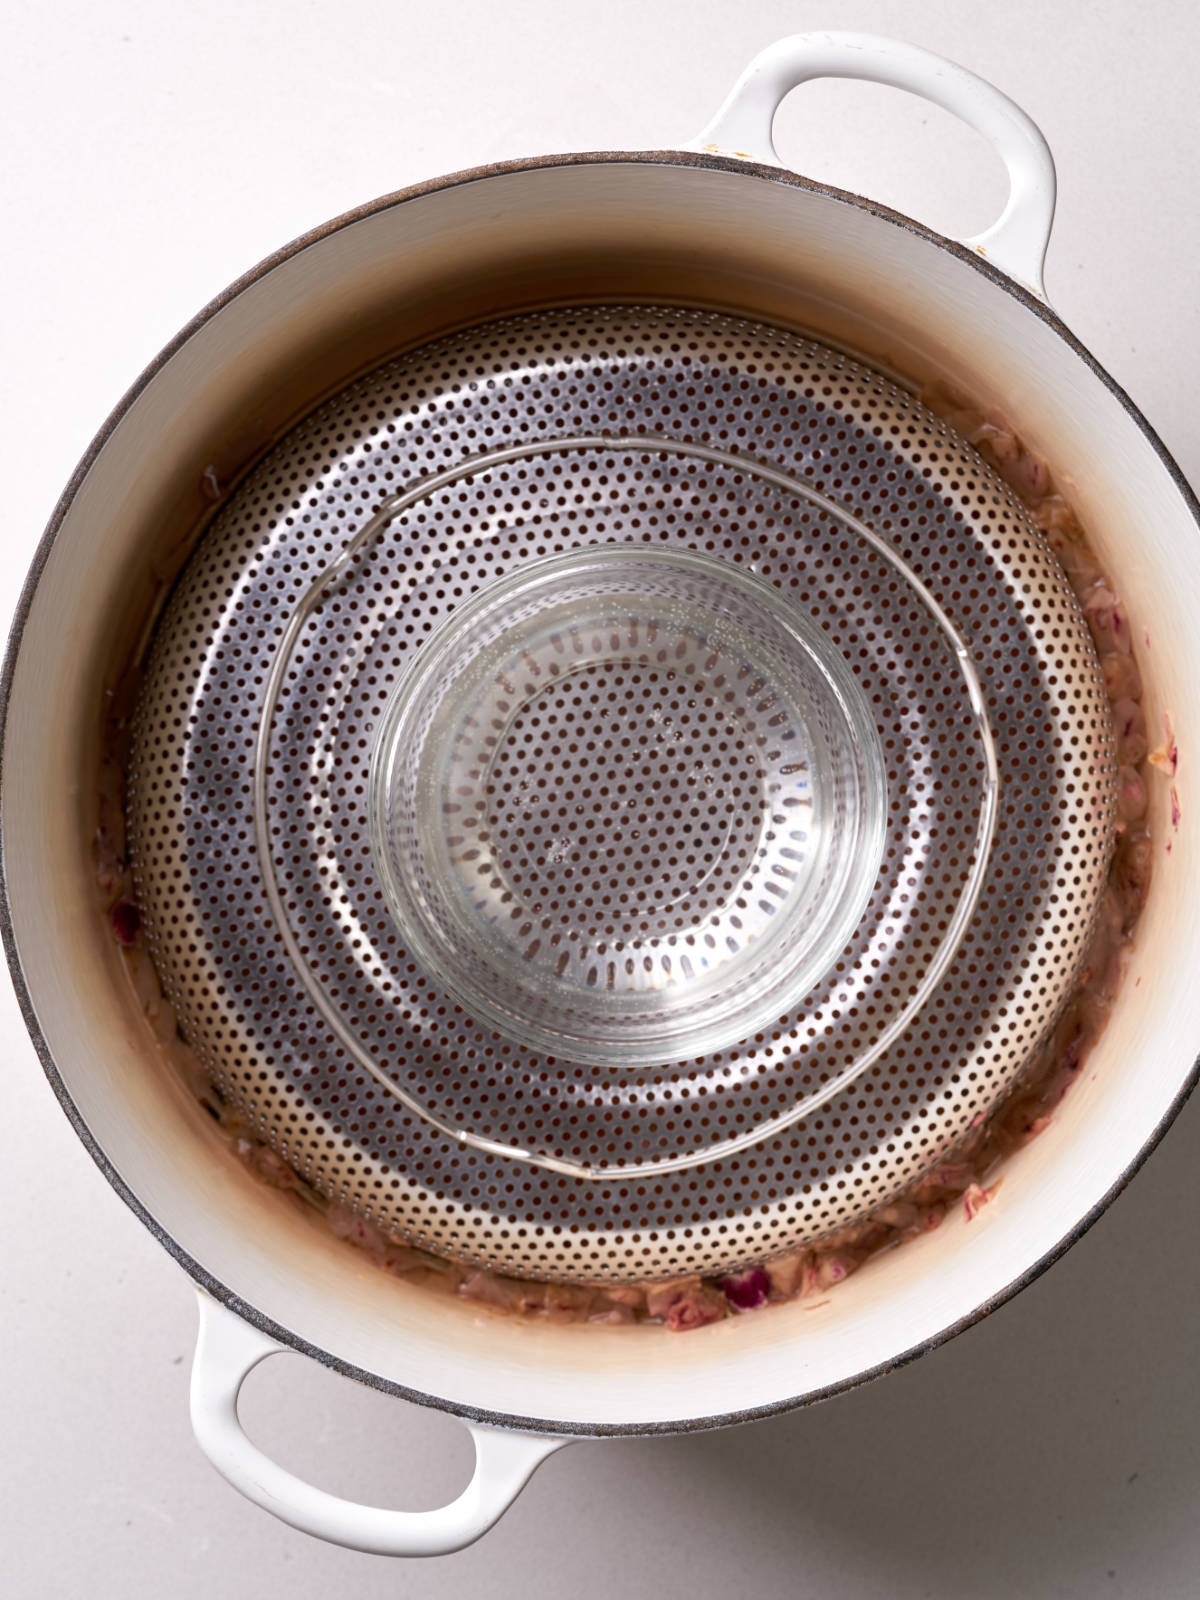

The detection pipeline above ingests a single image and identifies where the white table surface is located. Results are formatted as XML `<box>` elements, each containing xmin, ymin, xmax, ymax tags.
<box><xmin>3</xmin><ymin>2</ymin><xmax>1199</xmax><ymax>1594</ymax></box>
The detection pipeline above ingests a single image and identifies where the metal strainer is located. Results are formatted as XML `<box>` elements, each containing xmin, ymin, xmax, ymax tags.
<box><xmin>128</xmin><ymin>304</ymin><xmax>1115</xmax><ymax>1284</ymax></box>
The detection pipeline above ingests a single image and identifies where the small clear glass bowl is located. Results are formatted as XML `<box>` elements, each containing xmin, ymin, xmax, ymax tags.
<box><xmin>369</xmin><ymin>544</ymin><xmax>887</xmax><ymax>1067</ymax></box>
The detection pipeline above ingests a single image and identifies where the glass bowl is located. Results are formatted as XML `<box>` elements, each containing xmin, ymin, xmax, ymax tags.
<box><xmin>369</xmin><ymin>544</ymin><xmax>886</xmax><ymax>1067</ymax></box>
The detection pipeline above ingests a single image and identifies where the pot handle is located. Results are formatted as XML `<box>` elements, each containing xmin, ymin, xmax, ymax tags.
<box><xmin>691</xmin><ymin>32</ymin><xmax>1056</xmax><ymax>299</ymax></box>
<box><xmin>188</xmin><ymin>1291</ymin><xmax>568</xmax><ymax>1555</ymax></box>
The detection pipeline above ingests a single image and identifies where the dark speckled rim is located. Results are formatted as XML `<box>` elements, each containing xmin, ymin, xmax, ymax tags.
<box><xmin>3</xmin><ymin>148</ymin><xmax>1199</xmax><ymax>1441</ymax></box>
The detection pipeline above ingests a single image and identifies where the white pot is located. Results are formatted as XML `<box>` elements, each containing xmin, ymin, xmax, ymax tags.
<box><xmin>3</xmin><ymin>33</ymin><xmax>1196</xmax><ymax>1556</ymax></box>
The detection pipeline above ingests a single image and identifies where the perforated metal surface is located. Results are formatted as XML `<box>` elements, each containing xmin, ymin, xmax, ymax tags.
<box><xmin>128</xmin><ymin>305</ymin><xmax>1116</xmax><ymax>1283</ymax></box>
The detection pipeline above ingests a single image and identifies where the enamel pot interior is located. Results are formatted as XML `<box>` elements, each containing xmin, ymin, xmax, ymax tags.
<box><xmin>3</xmin><ymin>153</ymin><xmax>1197</xmax><ymax>1434</ymax></box>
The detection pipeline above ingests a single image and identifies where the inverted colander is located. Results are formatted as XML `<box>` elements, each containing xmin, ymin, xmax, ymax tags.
<box><xmin>127</xmin><ymin>302</ymin><xmax>1115</xmax><ymax>1284</ymax></box>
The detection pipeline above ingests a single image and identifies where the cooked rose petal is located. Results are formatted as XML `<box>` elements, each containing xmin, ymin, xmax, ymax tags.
<box><xmin>459</xmin><ymin>1270</ymin><xmax>546</xmax><ymax>1313</ymax></box>
<box><xmin>644</xmin><ymin>1277</ymin><xmax>700</xmax><ymax>1319</ymax></box>
<box><xmin>1148</xmin><ymin>712</ymin><xmax>1178</xmax><ymax>777</ymax></box>
<box><xmin>718</xmin><ymin>1267</ymin><xmax>771</xmax><ymax>1311</ymax></box>
<box><xmin>765</xmin><ymin>1250</ymin><xmax>809</xmax><ymax>1298</ymax></box>
<box><xmin>969</xmin><ymin>418</ymin><xmax>1019</xmax><ymax>464</ymax></box>
<box><xmin>545</xmin><ymin>1284</ymin><xmax>596</xmax><ymax>1322</ymax></box>
<box><xmin>874</xmin><ymin>1201</ymin><xmax>920</xmax><ymax>1232</ymax></box>
<box><xmin>603</xmin><ymin>1285</ymin><xmax>646</xmax><ymax>1310</ymax></box>
<box><xmin>1113</xmin><ymin>699</ymin><xmax>1149</xmax><ymax>766</ymax></box>
<box><xmin>383</xmin><ymin>1245</ymin><xmax>426</xmax><ymax>1276</ymax></box>
<box><xmin>1085</xmin><ymin>586</ymin><xmax>1132</xmax><ymax>656</ymax></box>
<box><xmin>962</xmin><ymin>1180</ymin><xmax>1002</xmax><ymax>1220</ymax></box>
<box><xmin>1102</xmin><ymin>652</ymin><xmax>1142</xmax><ymax>702</ymax></box>
<box><xmin>121</xmin><ymin>944</ymin><xmax>178</xmax><ymax>1044</ymax></box>
<box><xmin>110</xmin><ymin>900</ymin><xmax>141</xmax><ymax>944</ymax></box>
<box><xmin>1112</xmin><ymin>831</ymin><xmax>1153</xmax><ymax>917</ymax></box>
<box><xmin>236</xmin><ymin>1136</ymin><xmax>306</xmax><ymax>1197</ymax></box>
<box><xmin>324</xmin><ymin>1200</ymin><xmax>398</xmax><ymax>1256</ymax></box>
<box><xmin>814</xmin><ymin>1254</ymin><xmax>853</xmax><ymax>1291</ymax></box>
<box><xmin>588</xmin><ymin>1305</ymin><xmax>636</xmax><ymax>1326</ymax></box>
<box><xmin>1059</xmin><ymin>544</ymin><xmax>1106</xmax><ymax>592</ymax></box>
<box><xmin>665</xmin><ymin>1285</ymin><xmax>727</xmax><ymax>1332</ymax></box>
<box><xmin>1032</xmin><ymin>494</ymin><xmax>1084</xmax><ymax>540</ymax></box>
<box><xmin>1116</xmin><ymin>766</ymin><xmax>1147</xmax><ymax>824</ymax></box>
<box><xmin>996</xmin><ymin>444</ymin><xmax>1050</xmax><ymax>501</ymax></box>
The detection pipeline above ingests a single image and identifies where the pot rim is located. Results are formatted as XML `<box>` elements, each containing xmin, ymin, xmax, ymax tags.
<box><xmin>3</xmin><ymin>146</ymin><xmax>1198</xmax><ymax>1439</ymax></box>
